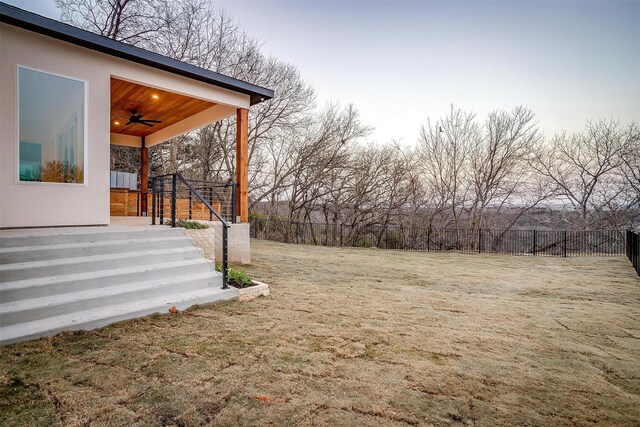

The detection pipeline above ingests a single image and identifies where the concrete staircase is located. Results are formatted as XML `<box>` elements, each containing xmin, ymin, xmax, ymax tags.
<box><xmin>0</xmin><ymin>226</ymin><xmax>238</xmax><ymax>345</ymax></box>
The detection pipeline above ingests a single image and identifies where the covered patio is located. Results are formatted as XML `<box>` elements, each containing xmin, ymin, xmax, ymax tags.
<box><xmin>108</xmin><ymin>77</ymin><xmax>251</xmax><ymax>224</ymax></box>
<box><xmin>1</xmin><ymin>3</ymin><xmax>273</xmax><ymax>229</ymax></box>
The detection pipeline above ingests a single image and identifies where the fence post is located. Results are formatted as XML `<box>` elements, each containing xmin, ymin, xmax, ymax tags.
<box><xmin>209</xmin><ymin>187</ymin><xmax>214</xmax><ymax>222</ymax></box>
<box><xmin>627</xmin><ymin>230</ymin><xmax>636</xmax><ymax>275</ymax></box>
<box><xmin>333</xmin><ymin>223</ymin><xmax>337</xmax><ymax>246</ymax></box>
<box><xmin>563</xmin><ymin>230</ymin><xmax>567</xmax><ymax>257</ymax></box>
<box><xmin>159</xmin><ymin>178</ymin><xmax>165</xmax><ymax>225</ymax></box>
<box><xmin>222</xmin><ymin>224</ymin><xmax>229</xmax><ymax>289</ymax></box>
<box><xmin>171</xmin><ymin>174</ymin><xmax>177</xmax><ymax>228</ymax></box>
<box><xmin>230</xmin><ymin>183</ymin><xmax>237</xmax><ymax>224</ymax></box>
<box><xmin>533</xmin><ymin>230</ymin><xmax>537</xmax><ymax>256</ymax></box>
<box><xmin>478</xmin><ymin>229</ymin><xmax>482</xmax><ymax>253</ymax></box>
<box><xmin>340</xmin><ymin>224</ymin><xmax>344</xmax><ymax>247</ymax></box>
<box><xmin>151</xmin><ymin>177</ymin><xmax>156</xmax><ymax>225</ymax></box>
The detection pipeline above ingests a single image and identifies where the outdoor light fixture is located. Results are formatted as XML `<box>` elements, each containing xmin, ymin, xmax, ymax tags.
<box><xmin>152</xmin><ymin>94</ymin><xmax>159</xmax><ymax>99</ymax></box>
<box><xmin>114</xmin><ymin>121</ymin><xmax>120</xmax><ymax>125</ymax></box>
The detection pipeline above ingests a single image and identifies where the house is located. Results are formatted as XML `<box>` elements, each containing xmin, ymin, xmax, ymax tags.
<box><xmin>0</xmin><ymin>3</ymin><xmax>274</xmax><ymax>344</ymax></box>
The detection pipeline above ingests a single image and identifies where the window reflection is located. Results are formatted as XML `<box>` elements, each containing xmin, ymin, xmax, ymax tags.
<box><xmin>19</xmin><ymin>67</ymin><xmax>85</xmax><ymax>183</ymax></box>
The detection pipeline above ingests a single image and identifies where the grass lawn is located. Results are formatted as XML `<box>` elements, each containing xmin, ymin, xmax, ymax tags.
<box><xmin>1</xmin><ymin>239</ymin><xmax>639</xmax><ymax>426</ymax></box>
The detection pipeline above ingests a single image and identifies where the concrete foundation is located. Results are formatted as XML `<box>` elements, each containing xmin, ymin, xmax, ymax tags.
<box><xmin>109</xmin><ymin>217</ymin><xmax>251</xmax><ymax>265</ymax></box>
<box><xmin>213</xmin><ymin>222</ymin><xmax>251</xmax><ymax>264</ymax></box>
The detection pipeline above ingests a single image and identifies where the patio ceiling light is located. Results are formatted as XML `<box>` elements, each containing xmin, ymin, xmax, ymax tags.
<box><xmin>152</xmin><ymin>94</ymin><xmax>159</xmax><ymax>99</ymax></box>
<box><xmin>114</xmin><ymin>121</ymin><xmax>120</xmax><ymax>125</ymax></box>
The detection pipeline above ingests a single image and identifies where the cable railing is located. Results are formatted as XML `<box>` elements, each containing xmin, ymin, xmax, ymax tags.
<box><xmin>250</xmin><ymin>218</ymin><xmax>628</xmax><ymax>258</ymax></box>
<box><xmin>151</xmin><ymin>174</ymin><xmax>234</xmax><ymax>288</ymax></box>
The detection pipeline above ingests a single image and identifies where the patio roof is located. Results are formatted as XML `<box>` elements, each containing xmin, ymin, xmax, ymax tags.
<box><xmin>110</xmin><ymin>78</ymin><xmax>216</xmax><ymax>138</ymax></box>
<box><xmin>0</xmin><ymin>2</ymin><xmax>274</xmax><ymax>106</ymax></box>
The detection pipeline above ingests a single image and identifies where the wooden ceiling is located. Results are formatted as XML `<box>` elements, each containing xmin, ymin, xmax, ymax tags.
<box><xmin>110</xmin><ymin>78</ymin><xmax>216</xmax><ymax>137</ymax></box>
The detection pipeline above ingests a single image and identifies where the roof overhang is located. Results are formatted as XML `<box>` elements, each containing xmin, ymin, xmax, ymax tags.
<box><xmin>0</xmin><ymin>2</ymin><xmax>274</xmax><ymax>106</ymax></box>
<box><xmin>110</xmin><ymin>77</ymin><xmax>237</xmax><ymax>147</ymax></box>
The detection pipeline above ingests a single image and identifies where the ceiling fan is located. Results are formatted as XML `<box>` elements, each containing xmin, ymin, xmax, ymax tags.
<box><xmin>126</xmin><ymin>110</ymin><xmax>162</xmax><ymax>127</ymax></box>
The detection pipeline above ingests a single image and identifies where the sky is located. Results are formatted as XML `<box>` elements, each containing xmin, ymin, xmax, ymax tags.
<box><xmin>7</xmin><ymin>0</ymin><xmax>640</xmax><ymax>145</ymax></box>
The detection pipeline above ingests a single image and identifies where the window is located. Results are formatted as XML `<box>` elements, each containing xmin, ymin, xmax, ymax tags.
<box><xmin>18</xmin><ymin>67</ymin><xmax>85</xmax><ymax>183</ymax></box>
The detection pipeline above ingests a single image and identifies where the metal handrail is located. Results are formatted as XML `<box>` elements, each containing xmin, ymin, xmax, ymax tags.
<box><xmin>151</xmin><ymin>173</ymin><xmax>231</xmax><ymax>288</ymax></box>
<box><xmin>176</xmin><ymin>174</ymin><xmax>230</xmax><ymax>227</ymax></box>
<box><xmin>151</xmin><ymin>174</ymin><xmax>236</xmax><ymax>224</ymax></box>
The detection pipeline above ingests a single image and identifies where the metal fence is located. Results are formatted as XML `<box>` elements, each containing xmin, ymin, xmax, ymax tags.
<box><xmin>250</xmin><ymin>218</ymin><xmax>627</xmax><ymax>257</ymax></box>
<box><xmin>151</xmin><ymin>174</ymin><xmax>233</xmax><ymax>287</ymax></box>
<box><xmin>627</xmin><ymin>230</ymin><xmax>640</xmax><ymax>276</ymax></box>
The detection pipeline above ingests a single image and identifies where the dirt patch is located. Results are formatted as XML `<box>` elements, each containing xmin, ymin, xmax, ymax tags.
<box><xmin>1</xmin><ymin>239</ymin><xmax>639</xmax><ymax>426</ymax></box>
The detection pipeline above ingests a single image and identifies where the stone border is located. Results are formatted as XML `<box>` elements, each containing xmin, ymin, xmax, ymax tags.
<box><xmin>238</xmin><ymin>280</ymin><xmax>270</xmax><ymax>301</ymax></box>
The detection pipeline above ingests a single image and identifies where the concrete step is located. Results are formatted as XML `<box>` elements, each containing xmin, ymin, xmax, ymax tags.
<box><xmin>0</xmin><ymin>272</ymin><xmax>222</xmax><ymax>326</ymax></box>
<box><xmin>0</xmin><ymin>228</ymin><xmax>184</xmax><ymax>248</ymax></box>
<box><xmin>0</xmin><ymin>246</ymin><xmax>203</xmax><ymax>282</ymax></box>
<box><xmin>0</xmin><ymin>286</ymin><xmax>239</xmax><ymax>345</ymax></box>
<box><xmin>0</xmin><ymin>225</ymin><xmax>237</xmax><ymax>345</ymax></box>
<box><xmin>0</xmin><ymin>258</ymin><xmax>215</xmax><ymax>302</ymax></box>
<box><xmin>0</xmin><ymin>236</ymin><xmax>190</xmax><ymax>264</ymax></box>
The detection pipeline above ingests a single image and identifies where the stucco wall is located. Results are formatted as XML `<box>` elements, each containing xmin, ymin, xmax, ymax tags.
<box><xmin>0</xmin><ymin>24</ymin><xmax>250</xmax><ymax>228</ymax></box>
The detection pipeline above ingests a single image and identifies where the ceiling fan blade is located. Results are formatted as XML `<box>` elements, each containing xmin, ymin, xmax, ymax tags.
<box><xmin>140</xmin><ymin>122</ymin><xmax>154</xmax><ymax>127</ymax></box>
<box><xmin>125</xmin><ymin>121</ymin><xmax>133</xmax><ymax>125</ymax></box>
<box><xmin>143</xmin><ymin>120</ymin><xmax>162</xmax><ymax>123</ymax></box>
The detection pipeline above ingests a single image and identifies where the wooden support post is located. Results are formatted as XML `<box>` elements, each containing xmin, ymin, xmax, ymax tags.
<box><xmin>140</xmin><ymin>137</ymin><xmax>148</xmax><ymax>216</ymax></box>
<box><xmin>236</xmin><ymin>108</ymin><xmax>249</xmax><ymax>222</ymax></box>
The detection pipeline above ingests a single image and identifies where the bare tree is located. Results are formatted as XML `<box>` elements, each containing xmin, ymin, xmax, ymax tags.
<box><xmin>418</xmin><ymin>106</ymin><xmax>478</xmax><ymax>229</ymax></box>
<box><xmin>532</xmin><ymin>120</ymin><xmax>636</xmax><ymax>229</ymax></box>
<box><xmin>109</xmin><ymin>145</ymin><xmax>139</xmax><ymax>173</ymax></box>
<box><xmin>467</xmin><ymin>106</ymin><xmax>545</xmax><ymax>231</ymax></box>
<box><xmin>55</xmin><ymin>0</ymin><xmax>164</xmax><ymax>43</ymax></box>
<box><xmin>285</xmin><ymin>104</ymin><xmax>370</xmax><ymax>225</ymax></box>
<box><xmin>417</xmin><ymin>105</ymin><xmax>551</xmax><ymax>239</ymax></box>
<box><xmin>621</xmin><ymin>125</ymin><xmax>640</xmax><ymax>209</ymax></box>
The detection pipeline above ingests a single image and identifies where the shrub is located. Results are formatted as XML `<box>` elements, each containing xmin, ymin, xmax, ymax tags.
<box><xmin>248</xmin><ymin>212</ymin><xmax>268</xmax><ymax>221</ymax></box>
<box><xmin>382</xmin><ymin>229</ymin><xmax>404</xmax><ymax>249</ymax></box>
<box><xmin>353</xmin><ymin>235</ymin><xmax>373</xmax><ymax>248</ymax></box>
<box><xmin>215</xmin><ymin>264</ymin><xmax>254</xmax><ymax>288</ymax></box>
<box><xmin>176</xmin><ymin>220</ymin><xmax>209</xmax><ymax>229</ymax></box>
<box><xmin>228</xmin><ymin>268</ymin><xmax>254</xmax><ymax>288</ymax></box>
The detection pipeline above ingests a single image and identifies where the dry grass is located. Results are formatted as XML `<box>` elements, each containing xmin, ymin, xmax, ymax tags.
<box><xmin>1</xmin><ymin>239</ymin><xmax>639</xmax><ymax>426</ymax></box>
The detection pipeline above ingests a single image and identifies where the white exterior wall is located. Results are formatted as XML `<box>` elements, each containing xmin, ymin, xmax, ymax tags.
<box><xmin>0</xmin><ymin>24</ymin><xmax>250</xmax><ymax>228</ymax></box>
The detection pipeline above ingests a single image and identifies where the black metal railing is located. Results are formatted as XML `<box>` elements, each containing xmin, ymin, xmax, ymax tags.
<box><xmin>250</xmin><ymin>218</ymin><xmax>628</xmax><ymax>258</ymax></box>
<box><xmin>627</xmin><ymin>230</ymin><xmax>639</xmax><ymax>276</ymax></box>
<box><xmin>149</xmin><ymin>177</ymin><xmax>236</xmax><ymax>224</ymax></box>
<box><xmin>151</xmin><ymin>174</ymin><xmax>233</xmax><ymax>288</ymax></box>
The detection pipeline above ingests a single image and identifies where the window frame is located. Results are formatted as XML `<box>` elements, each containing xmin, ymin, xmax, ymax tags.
<box><xmin>15</xmin><ymin>65</ymin><xmax>89</xmax><ymax>186</ymax></box>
